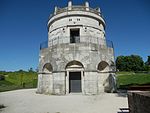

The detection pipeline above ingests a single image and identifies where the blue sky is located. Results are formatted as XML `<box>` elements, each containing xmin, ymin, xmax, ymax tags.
<box><xmin>0</xmin><ymin>0</ymin><xmax>150</xmax><ymax>71</ymax></box>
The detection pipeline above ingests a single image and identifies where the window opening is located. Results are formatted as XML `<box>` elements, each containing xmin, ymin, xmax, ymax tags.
<box><xmin>70</xmin><ymin>29</ymin><xmax>80</xmax><ymax>43</ymax></box>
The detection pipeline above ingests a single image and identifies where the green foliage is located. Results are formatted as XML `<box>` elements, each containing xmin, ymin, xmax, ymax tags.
<box><xmin>0</xmin><ymin>71</ymin><xmax>7</xmax><ymax>75</ymax></box>
<box><xmin>143</xmin><ymin>65</ymin><xmax>150</xmax><ymax>71</ymax></box>
<box><xmin>144</xmin><ymin>56</ymin><xmax>150</xmax><ymax>71</ymax></box>
<box><xmin>116</xmin><ymin>72</ymin><xmax>150</xmax><ymax>88</ymax></box>
<box><xmin>0</xmin><ymin>70</ymin><xmax>38</xmax><ymax>92</ymax></box>
<box><xmin>116</xmin><ymin>71</ymin><xmax>135</xmax><ymax>75</ymax></box>
<box><xmin>116</xmin><ymin>55</ymin><xmax>144</xmax><ymax>71</ymax></box>
<box><xmin>145</xmin><ymin>56</ymin><xmax>150</xmax><ymax>65</ymax></box>
<box><xmin>28</xmin><ymin>68</ymin><xmax>34</xmax><ymax>73</ymax></box>
<box><xmin>0</xmin><ymin>75</ymin><xmax>5</xmax><ymax>80</ymax></box>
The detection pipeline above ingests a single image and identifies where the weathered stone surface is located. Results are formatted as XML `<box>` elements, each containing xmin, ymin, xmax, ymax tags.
<box><xmin>128</xmin><ymin>91</ymin><xmax>150</xmax><ymax>113</ymax></box>
<box><xmin>37</xmin><ymin>1</ymin><xmax>116</xmax><ymax>95</ymax></box>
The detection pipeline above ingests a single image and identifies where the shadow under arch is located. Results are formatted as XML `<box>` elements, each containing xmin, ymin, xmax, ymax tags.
<box><xmin>65</xmin><ymin>60</ymin><xmax>84</xmax><ymax>69</ymax></box>
<box><xmin>97</xmin><ymin>61</ymin><xmax>109</xmax><ymax>72</ymax></box>
<box><xmin>42</xmin><ymin>63</ymin><xmax>53</xmax><ymax>73</ymax></box>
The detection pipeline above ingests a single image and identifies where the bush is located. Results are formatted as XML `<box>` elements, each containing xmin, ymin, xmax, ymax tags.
<box><xmin>0</xmin><ymin>75</ymin><xmax>5</xmax><ymax>80</ymax></box>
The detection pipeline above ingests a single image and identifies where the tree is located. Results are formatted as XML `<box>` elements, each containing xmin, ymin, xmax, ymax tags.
<box><xmin>130</xmin><ymin>55</ymin><xmax>144</xmax><ymax>71</ymax></box>
<box><xmin>145</xmin><ymin>56</ymin><xmax>150</xmax><ymax>65</ymax></box>
<box><xmin>28</xmin><ymin>68</ymin><xmax>34</xmax><ymax>73</ymax></box>
<box><xmin>116</xmin><ymin>55</ymin><xmax>144</xmax><ymax>71</ymax></box>
<box><xmin>145</xmin><ymin>56</ymin><xmax>150</xmax><ymax>71</ymax></box>
<box><xmin>116</xmin><ymin>56</ymin><xmax>126</xmax><ymax>71</ymax></box>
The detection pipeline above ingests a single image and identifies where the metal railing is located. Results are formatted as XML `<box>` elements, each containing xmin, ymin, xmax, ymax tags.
<box><xmin>40</xmin><ymin>36</ymin><xmax>113</xmax><ymax>50</ymax></box>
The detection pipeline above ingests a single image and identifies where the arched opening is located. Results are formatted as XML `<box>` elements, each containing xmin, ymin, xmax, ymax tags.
<box><xmin>42</xmin><ymin>63</ymin><xmax>53</xmax><ymax>73</ymax></box>
<box><xmin>65</xmin><ymin>60</ymin><xmax>84</xmax><ymax>93</ymax></box>
<box><xmin>66</xmin><ymin>60</ymin><xmax>84</xmax><ymax>69</ymax></box>
<box><xmin>97</xmin><ymin>61</ymin><xmax>109</xmax><ymax>72</ymax></box>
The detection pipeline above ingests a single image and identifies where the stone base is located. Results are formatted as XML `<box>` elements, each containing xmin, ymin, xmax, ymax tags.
<box><xmin>37</xmin><ymin>72</ymin><xmax>116</xmax><ymax>95</ymax></box>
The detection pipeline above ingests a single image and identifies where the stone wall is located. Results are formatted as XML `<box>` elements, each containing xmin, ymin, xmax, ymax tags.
<box><xmin>128</xmin><ymin>91</ymin><xmax>150</xmax><ymax>113</ymax></box>
<box><xmin>37</xmin><ymin>43</ymin><xmax>115</xmax><ymax>95</ymax></box>
<box><xmin>37</xmin><ymin>1</ymin><xmax>116</xmax><ymax>95</ymax></box>
<box><xmin>84</xmin><ymin>72</ymin><xmax>98</xmax><ymax>94</ymax></box>
<box><xmin>39</xmin><ymin>43</ymin><xmax>114</xmax><ymax>72</ymax></box>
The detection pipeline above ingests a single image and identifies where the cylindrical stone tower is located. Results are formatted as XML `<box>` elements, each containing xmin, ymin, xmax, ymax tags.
<box><xmin>37</xmin><ymin>1</ymin><xmax>116</xmax><ymax>95</ymax></box>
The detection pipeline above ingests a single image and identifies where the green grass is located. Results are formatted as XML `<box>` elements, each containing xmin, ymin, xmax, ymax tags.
<box><xmin>116</xmin><ymin>72</ymin><xmax>150</xmax><ymax>89</ymax></box>
<box><xmin>1</xmin><ymin>71</ymin><xmax>150</xmax><ymax>91</ymax></box>
<box><xmin>116</xmin><ymin>71</ymin><xmax>135</xmax><ymax>75</ymax></box>
<box><xmin>0</xmin><ymin>71</ymin><xmax>38</xmax><ymax>92</ymax></box>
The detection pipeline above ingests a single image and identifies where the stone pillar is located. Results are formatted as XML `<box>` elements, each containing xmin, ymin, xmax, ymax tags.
<box><xmin>97</xmin><ymin>7</ymin><xmax>101</xmax><ymax>13</ymax></box>
<box><xmin>85</xmin><ymin>2</ymin><xmax>89</xmax><ymax>11</ymax></box>
<box><xmin>49</xmin><ymin>73</ymin><xmax>53</xmax><ymax>93</ymax></box>
<box><xmin>68</xmin><ymin>1</ymin><xmax>72</xmax><ymax>10</ymax></box>
<box><xmin>54</xmin><ymin>6</ymin><xmax>57</xmax><ymax>15</ymax></box>
<box><xmin>36</xmin><ymin>73</ymin><xmax>43</xmax><ymax>93</ymax></box>
<box><xmin>81</xmin><ymin>70</ymin><xmax>84</xmax><ymax>94</ymax></box>
<box><xmin>66</xmin><ymin>71</ymin><xmax>69</xmax><ymax>94</ymax></box>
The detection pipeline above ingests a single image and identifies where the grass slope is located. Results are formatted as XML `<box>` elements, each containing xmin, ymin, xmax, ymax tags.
<box><xmin>0</xmin><ymin>71</ymin><xmax>38</xmax><ymax>92</ymax></box>
<box><xmin>1</xmin><ymin>71</ymin><xmax>150</xmax><ymax>91</ymax></box>
<box><xmin>117</xmin><ymin>72</ymin><xmax>150</xmax><ymax>88</ymax></box>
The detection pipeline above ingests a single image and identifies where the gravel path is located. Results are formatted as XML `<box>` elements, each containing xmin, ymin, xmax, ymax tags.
<box><xmin>0</xmin><ymin>89</ymin><xmax>128</xmax><ymax>113</ymax></box>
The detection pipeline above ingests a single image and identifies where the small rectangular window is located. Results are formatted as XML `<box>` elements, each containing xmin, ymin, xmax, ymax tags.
<box><xmin>77</xmin><ymin>18</ymin><xmax>80</xmax><ymax>21</ymax></box>
<box><xmin>70</xmin><ymin>29</ymin><xmax>80</xmax><ymax>43</ymax></box>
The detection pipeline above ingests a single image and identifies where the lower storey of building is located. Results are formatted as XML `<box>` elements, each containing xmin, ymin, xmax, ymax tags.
<box><xmin>37</xmin><ymin>71</ymin><xmax>116</xmax><ymax>95</ymax></box>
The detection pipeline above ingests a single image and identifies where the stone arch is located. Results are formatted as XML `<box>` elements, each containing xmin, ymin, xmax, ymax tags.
<box><xmin>65</xmin><ymin>60</ymin><xmax>84</xmax><ymax>69</ymax></box>
<box><xmin>109</xmin><ymin>61</ymin><xmax>115</xmax><ymax>72</ymax></box>
<box><xmin>97</xmin><ymin>61</ymin><xmax>109</xmax><ymax>72</ymax></box>
<box><xmin>109</xmin><ymin>61</ymin><xmax>115</xmax><ymax>68</ymax></box>
<box><xmin>42</xmin><ymin>63</ymin><xmax>53</xmax><ymax>73</ymax></box>
<box><xmin>65</xmin><ymin>60</ymin><xmax>84</xmax><ymax>94</ymax></box>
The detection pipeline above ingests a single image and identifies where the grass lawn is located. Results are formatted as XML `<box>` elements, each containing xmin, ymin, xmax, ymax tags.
<box><xmin>0</xmin><ymin>71</ymin><xmax>38</xmax><ymax>92</ymax></box>
<box><xmin>116</xmin><ymin>72</ymin><xmax>150</xmax><ymax>89</ymax></box>
<box><xmin>1</xmin><ymin>71</ymin><xmax>150</xmax><ymax>91</ymax></box>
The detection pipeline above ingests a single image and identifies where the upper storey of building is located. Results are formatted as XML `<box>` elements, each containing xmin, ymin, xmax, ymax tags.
<box><xmin>38</xmin><ymin>1</ymin><xmax>115</xmax><ymax>50</ymax></box>
<box><xmin>48</xmin><ymin>1</ymin><xmax>105</xmax><ymax>32</ymax></box>
<box><xmin>48</xmin><ymin>1</ymin><xmax>105</xmax><ymax>27</ymax></box>
<box><xmin>47</xmin><ymin>1</ymin><xmax>107</xmax><ymax>45</ymax></box>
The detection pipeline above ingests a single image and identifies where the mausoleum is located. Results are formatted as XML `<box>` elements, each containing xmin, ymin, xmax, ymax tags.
<box><xmin>37</xmin><ymin>1</ymin><xmax>116</xmax><ymax>95</ymax></box>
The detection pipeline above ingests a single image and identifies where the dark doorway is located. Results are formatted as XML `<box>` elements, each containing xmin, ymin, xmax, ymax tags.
<box><xmin>69</xmin><ymin>72</ymin><xmax>81</xmax><ymax>93</ymax></box>
<box><xmin>70</xmin><ymin>29</ymin><xmax>80</xmax><ymax>43</ymax></box>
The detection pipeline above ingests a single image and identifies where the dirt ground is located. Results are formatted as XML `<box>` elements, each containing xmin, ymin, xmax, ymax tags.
<box><xmin>0</xmin><ymin>89</ymin><xmax>128</xmax><ymax>113</ymax></box>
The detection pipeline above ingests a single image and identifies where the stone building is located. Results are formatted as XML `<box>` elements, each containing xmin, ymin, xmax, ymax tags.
<box><xmin>37</xmin><ymin>1</ymin><xmax>116</xmax><ymax>95</ymax></box>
